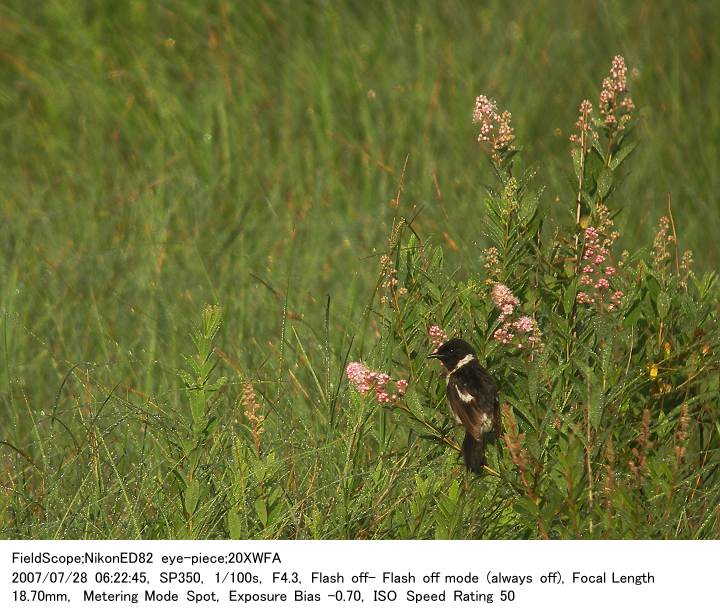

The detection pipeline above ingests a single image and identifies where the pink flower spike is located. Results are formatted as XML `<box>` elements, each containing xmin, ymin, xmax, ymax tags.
<box><xmin>473</xmin><ymin>95</ymin><xmax>515</xmax><ymax>154</ymax></box>
<box><xmin>346</xmin><ymin>362</ymin><xmax>368</xmax><ymax>384</ymax></box>
<box><xmin>347</xmin><ymin>360</ymin><xmax>407</xmax><ymax>405</ymax></box>
<box><xmin>375</xmin><ymin>373</ymin><xmax>390</xmax><ymax>386</ymax></box>
<box><xmin>396</xmin><ymin>379</ymin><xmax>408</xmax><ymax>395</ymax></box>
<box><xmin>428</xmin><ymin>325</ymin><xmax>449</xmax><ymax>351</ymax></box>
<box><xmin>493</xmin><ymin>328</ymin><xmax>513</xmax><ymax>344</ymax></box>
<box><xmin>514</xmin><ymin>316</ymin><xmax>534</xmax><ymax>333</ymax></box>
<box><xmin>491</xmin><ymin>284</ymin><xmax>519</xmax><ymax>312</ymax></box>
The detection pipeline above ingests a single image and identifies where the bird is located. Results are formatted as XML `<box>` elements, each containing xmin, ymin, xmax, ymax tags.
<box><xmin>428</xmin><ymin>338</ymin><xmax>499</xmax><ymax>474</ymax></box>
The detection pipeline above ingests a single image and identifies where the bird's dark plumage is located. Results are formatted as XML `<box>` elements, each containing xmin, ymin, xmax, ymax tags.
<box><xmin>428</xmin><ymin>338</ymin><xmax>499</xmax><ymax>474</ymax></box>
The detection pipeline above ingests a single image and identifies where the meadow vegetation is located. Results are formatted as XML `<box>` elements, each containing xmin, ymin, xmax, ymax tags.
<box><xmin>1</xmin><ymin>1</ymin><xmax>719</xmax><ymax>538</ymax></box>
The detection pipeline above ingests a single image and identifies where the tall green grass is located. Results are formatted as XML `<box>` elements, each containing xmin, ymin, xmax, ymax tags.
<box><xmin>1</xmin><ymin>1</ymin><xmax>719</xmax><ymax>538</ymax></box>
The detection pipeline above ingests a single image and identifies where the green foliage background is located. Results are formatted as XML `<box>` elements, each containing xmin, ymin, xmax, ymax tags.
<box><xmin>1</xmin><ymin>0</ymin><xmax>718</xmax><ymax>538</ymax></box>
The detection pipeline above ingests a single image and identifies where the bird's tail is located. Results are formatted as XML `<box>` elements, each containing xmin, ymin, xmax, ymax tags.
<box><xmin>462</xmin><ymin>432</ymin><xmax>486</xmax><ymax>475</ymax></box>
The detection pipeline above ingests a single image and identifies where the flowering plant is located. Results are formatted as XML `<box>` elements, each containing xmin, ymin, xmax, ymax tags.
<box><xmin>345</xmin><ymin>55</ymin><xmax>720</xmax><ymax>539</ymax></box>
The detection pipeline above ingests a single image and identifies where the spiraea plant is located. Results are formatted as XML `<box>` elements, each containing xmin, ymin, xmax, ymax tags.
<box><xmin>355</xmin><ymin>56</ymin><xmax>720</xmax><ymax>538</ymax></box>
<box><xmin>172</xmin><ymin>305</ymin><xmax>227</xmax><ymax>538</ymax></box>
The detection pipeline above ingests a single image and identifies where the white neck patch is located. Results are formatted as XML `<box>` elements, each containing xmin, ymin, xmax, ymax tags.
<box><xmin>446</xmin><ymin>353</ymin><xmax>475</xmax><ymax>380</ymax></box>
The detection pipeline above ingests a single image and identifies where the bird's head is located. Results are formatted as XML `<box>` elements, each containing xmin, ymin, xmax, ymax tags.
<box><xmin>427</xmin><ymin>338</ymin><xmax>477</xmax><ymax>370</ymax></box>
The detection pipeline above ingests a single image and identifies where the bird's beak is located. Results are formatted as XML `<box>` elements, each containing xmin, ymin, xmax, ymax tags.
<box><xmin>427</xmin><ymin>352</ymin><xmax>440</xmax><ymax>359</ymax></box>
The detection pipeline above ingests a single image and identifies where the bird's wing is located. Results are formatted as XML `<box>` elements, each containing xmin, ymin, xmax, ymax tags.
<box><xmin>447</xmin><ymin>373</ymin><xmax>498</xmax><ymax>441</ymax></box>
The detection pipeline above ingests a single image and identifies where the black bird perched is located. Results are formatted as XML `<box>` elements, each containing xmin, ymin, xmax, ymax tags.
<box><xmin>428</xmin><ymin>338</ymin><xmax>499</xmax><ymax>474</ymax></box>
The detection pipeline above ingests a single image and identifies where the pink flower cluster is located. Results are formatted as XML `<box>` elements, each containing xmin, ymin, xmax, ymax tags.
<box><xmin>472</xmin><ymin>95</ymin><xmax>514</xmax><ymax>160</ymax></box>
<box><xmin>379</xmin><ymin>254</ymin><xmax>407</xmax><ymax>304</ymax></box>
<box><xmin>576</xmin><ymin>226</ymin><xmax>623</xmax><ymax>311</ymax></box>
<box><xmin>346</xmin><ymin>362</ymin><xmax>408</xmax><ymax>404</ymax></box>
<box><xmin>428</xmin><ymin>325</ymin><xmax>448</xmax><ymax>353</ymax></box>
<box><xmin>652</xmin><ymin>216</ymin><xmax>673</xmax><ymax>268</ymax></box>
<box><xmin>491</xmin><ymin>284</ymin><xmax>519</xmax><ymax>316</ymax></box>
<box><xmin>599</xmin><ymin>55</ymin><xmax>634</xmax><ymax>129</ymax></box>
<box><xmin>490</xmin><ymin>284</ymin><xmax>541</xmax><ymax>350</ymax></box>
<box><xmin>569</xmin><ymin>99</ymin><xmax>597</xmax><ymax>149</ymax></box>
